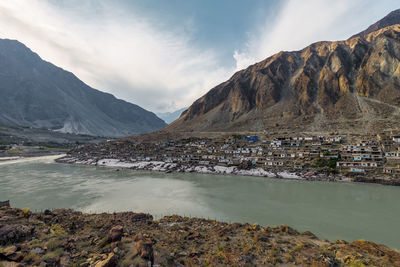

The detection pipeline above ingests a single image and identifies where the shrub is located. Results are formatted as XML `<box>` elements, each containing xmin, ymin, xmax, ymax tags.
<box><xmin>293</xmin><ymin>244</ymin><xmax>303</xmax><ymax>252</ymax></box>
<box><xmin>42</xmin><ymin>248</ymin><xmax>63</xmax><ymax>263</ymax></box>
<box><xmin>28</xmin><ymin>239</ymin><xmax>43</xmax><ymax>249</ymax></box>
<box><xmin>50</xmin><ymin>224</ymin><xmax>67</xmax><ymax>237</ymax></box>
<box><xmin>20</xmin><ymin>207</ymin><xmax>31</xmax><ymax>218</ymax></box>
<box><xmin>21</xmin><ymin>207</ymin><xmax>30</xmax><ymax>214</ymax></box>
<box><xmin>23</xmin><ymin>253</ymin><xmax>38</xmax><ymax>263</ymax></box>
<box><xmin>98</xmin><ymin>236</ymin><xmax>110</xmax><ymax>248</ymax></box>
<box><xmin>347</xmin><ymin>260</ymin><xmax>368</xmax><ymax>267</ymax></box>
<box><xmin>47</xmin><ymin>238</ymin><xmax>63</xmax><ymax>251</ymax></box>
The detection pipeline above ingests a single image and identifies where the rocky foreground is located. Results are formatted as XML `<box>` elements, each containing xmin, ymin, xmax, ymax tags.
<box><xmin>1</xmin><ymin>207</ymin><xmax>400</xmax><ymax>266</ymax></box>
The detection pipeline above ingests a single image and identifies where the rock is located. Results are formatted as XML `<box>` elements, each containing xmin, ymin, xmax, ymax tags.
<box><xmin>279</xmin><ymin>225</ymin><xmax>298</xmax><ymax>235</ymax></box>
<box><xmin>129</xmin><ymin>257</ymin><xmax>149</xmax><ymax>267</ymax></box>
<box><xmin>2</xmin><ymin>245</ymin><xmax>17</xmax><ymax>256</ymax></box>
<box><xmin>135</xmin><ymin>239</ymin><xmax>154</xmax><ymax>264</ymax></box>
<box><xmin>185</xmin><ymin>231</ymin><xmax>201</xmax><ymax>240</ymax></box>
<box><xmin>0</xmin><ymin>224</ymin><xmax>33</xmax><ymax>245</ymax></box>
<box><xmin>0</xmin><ymin>262</ymin><xmax>23</xmax><ymax>267</ymax></box>
<box><xmin>31</xmin><ymin>247</ymin><xmax>44</xmax><ymax>254</ymax></box>
<box><xmin>94</xmin><ymin>253</ymin><xmax>117</xmax><ymax>267</ymax></box>
<box><xmin>255</xmin><ymin>233</ymin><xmax>270</xmax><ymax>242</ymax></box>
<box><xmin>108</xmin><ymin>225</ymin><xmax>123</xmax><ymax>242</ymax></box>
<box><xmin>130</xmin><ymin>213</ymin><xmax>153</xmax><ymax>222</ymax></box>
<box><xmin>110</xmin><ymin>242</ymin><xmax>119</xmax><ymax>251</ymax></box>
<box><xmin>132</xmin><ymin>233</ymin><xmax>148</xmax><ymax>242</ymax></box>
<box><xmin>44</xmin><ymin>209</ymin><xmax>53</xmax><ymax>216</ymax></box>
<box><xmin>302</xmin><ymin>231</ymin><xmax>317</xmax><ymax>239</ymax></box>
<box><xmin>0</xmin><ymin>200</ymin><xmax>10</xmax><ymax>207</ymax></box>
<box><xmin>7</xmin><ymin>252</ymin><xmax>23</xmax><ymax>262</ymax></box>
<box><xmin>60</xmin><ymin>255</ymin><xmax>70</xmax><ymax>266</ymax></box>
<box><xmin>0</xmin><ymin>216</ymin><xmax>15</xmax><ymax>223</ymax></box>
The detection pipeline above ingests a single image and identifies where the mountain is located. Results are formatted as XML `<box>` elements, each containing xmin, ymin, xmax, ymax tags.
<box><xmin>166</xmin><ymin>10</ymin><xmax>400</xmax><ymax>134</ymax></box>
<box><xmin>352</xmin><ymin>9</ymin><xmax>400</xmax><ymax>38</ymax></box>
<box><xmin>156</xmin><ymin>107</ymin><xmax>187</xmax><ymax>124</ymax></box>
<box><xmin>0</xmin><ymin>39</ymin><xmax>166</xmax><ymax>137</ymax></box>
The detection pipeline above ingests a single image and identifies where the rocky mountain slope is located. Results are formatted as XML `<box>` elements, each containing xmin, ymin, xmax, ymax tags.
<box><xmin>167</xmin><ymin>10</ymin><xmax>400</xmax><ymax>134</ymax></box>
<box><xmin>0</xmin><ymin>39</ymin><xmax>166</xmax><ymax>137</ymax></box>
<box><xmin>352</xmin><ymin>9</ymin><xmax>400</xmax><ymax>38</ymax></box>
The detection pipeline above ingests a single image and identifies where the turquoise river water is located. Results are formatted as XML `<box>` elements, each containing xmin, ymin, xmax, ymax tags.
<box><xmin>0</xmin><ymin>155</ymin><xmax>399</xmax><ymax>248</ymax></box>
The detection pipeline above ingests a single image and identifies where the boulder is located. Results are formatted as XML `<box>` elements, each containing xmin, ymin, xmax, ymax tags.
<box><xmin>94</xmin><ymin>253</ymin><xmax>117</xmax><ymax>267</ymax></box>
<box><xmin>108</xmin><ymin>225</ymin><xmax>123</xmax><ymax>243</ymax></box>
<box><xmin>0</xmin><ymin>261</ymin><xmax>23</xmax><ymax>267</ymax></box>
<box><xmin>44</xmin><ymin>209</ymin><xmax>54</xmax><ymax>216</ymax></box>
<box><xmin>0</xmin><ymin>200</ymin><xmax>10</xmax><ymax>207</ymax></box>
<box><xmin>1</xmin><ymin>245</ymin><xmax>17</xmax><ymax>256</ymax></box>
<box><xmin>0</xmin><ymin>224</ymin><xmax>33</xmax><ymax>245</ymax></box>
<box><xmin>135</xmin><ymin>239</ymin><xmax>154</xmax><ymax>264</ymax></box>
<box><xmin>279</xmin><ymin>225</ymin><xmax>298</xmax><ymax>235</ymax></box>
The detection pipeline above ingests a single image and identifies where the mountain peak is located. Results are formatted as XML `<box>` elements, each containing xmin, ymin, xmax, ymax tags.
<box><xmin>0</xmin><ymin>39</ymin><xmax>167</xmax><ymax>137</ymax></box>
<box><xmin>352</xmin><ymin>8</ymin><xmax>400</xmax><ymax>38</ymax></box>
<box><xmin>165</xmin><ymin>16</ymin><xmax>400</xmax><ymax>134</ymax></box>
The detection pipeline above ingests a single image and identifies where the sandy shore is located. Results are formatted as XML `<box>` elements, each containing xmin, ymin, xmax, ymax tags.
<box><xmin>0</xmin><ymin>154</ymin><xmax>66</xmax><ymax>165</ymax></box>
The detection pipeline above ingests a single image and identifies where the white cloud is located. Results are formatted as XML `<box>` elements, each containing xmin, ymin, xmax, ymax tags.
<box><xmin>0</xmin><ymin>0</ymin><xmax>232</xmax><ymax>112</ymax></box>
<box><xmin>0</xmin><ymin>1</ymin><xmax>398</xmax><ymax>113</ymax></box>
<box><xmin>234</xmin><ymin>0</ymin><xmax>399</xmax><ymax>70</ymax></box>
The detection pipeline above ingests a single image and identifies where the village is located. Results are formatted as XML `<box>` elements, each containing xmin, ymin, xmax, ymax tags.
<box><xmin>61</xmin><ymin>130</ymin><xmax>400</xmax><ymax>184</ymax></box>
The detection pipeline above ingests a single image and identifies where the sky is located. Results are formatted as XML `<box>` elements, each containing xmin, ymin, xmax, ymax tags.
<box><xmin>0</xmin><ymin>0</ymin><xmax>399</xmax><ymax>113</ymax></box>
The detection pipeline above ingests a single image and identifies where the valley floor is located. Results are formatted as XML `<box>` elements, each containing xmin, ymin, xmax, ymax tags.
<box><xmin>1</xmin><ymin>206</ymin><xmax>399</xmax><ymax>266</ymax></box>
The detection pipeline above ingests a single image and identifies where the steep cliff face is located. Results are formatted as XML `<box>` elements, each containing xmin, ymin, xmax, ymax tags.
<box><xmin>167</xmin><ymin>16</ymin><xmax>400</xmax><ymax>133</ymax></box>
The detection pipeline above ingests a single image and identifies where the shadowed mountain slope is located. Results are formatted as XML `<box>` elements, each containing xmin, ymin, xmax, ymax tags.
<box><xmin>0</xmin><ymin>39</ymin><xmax>166</xmax><ymax>137</ymax></box>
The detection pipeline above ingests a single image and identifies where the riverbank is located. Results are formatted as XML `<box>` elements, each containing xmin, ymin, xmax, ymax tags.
<box><xmin>0</xmin><ymin>156</ymin><xmax>21</xmax><ymax>161</ymax></box>
<box><xmin>1</xmin><ymin>206</ymin><xmax>399</xmax><ymax>266</ymax></box>
<box><xmin>56</xmin><ymin>155</ymin><xmax>400</xmax><ymax>186</ymax></box>
<box><xmin>0</xmin><ymin>154</ymin><xmax>65</xmax><ymax>165</ymax></box>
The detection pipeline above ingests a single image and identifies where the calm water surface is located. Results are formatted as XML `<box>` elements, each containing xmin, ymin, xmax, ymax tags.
<box><xmin>1</xmin><ymin>156</ymin><xmax>399</xmax><ymax>248</ymax></box>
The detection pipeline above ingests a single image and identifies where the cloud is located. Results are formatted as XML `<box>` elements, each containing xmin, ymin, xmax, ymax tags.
<box><xmin>0</xmin><ymin>1</ymin><xmax>398</xmax><ymax>112</ymax></box>
<box><xmin>0</xmin><ymin>0</ymin><xmax>232</xmax><ymax>112</ymax></box>
<box><xmin>234</xmin><ymin>0</ymin><xmax>399</xmax><ymax>70</ymax></box>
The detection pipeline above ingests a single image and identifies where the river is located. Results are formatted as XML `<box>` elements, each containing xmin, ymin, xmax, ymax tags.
<box><xmin>1</xmin><ymin>155</ymin><xmax>399</xmax><ymax>248</ymax></box>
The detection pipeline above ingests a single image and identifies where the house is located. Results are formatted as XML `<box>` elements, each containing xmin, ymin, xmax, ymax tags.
<box><xmin>392</xmin><ymin>136</ymin><xmax>400</xmax><ymax>143</ymax></box>
<box><xmin>385</xmin><ymin>152</ymin><xmax>400</xmax><ymax>158</ymax></box>
<box><xmin>337</xmin><ymin>161</ymin><xmax>378</xmax><ymax>168</ymax></box>
<box><xmin>247</xmin><ymin>136</ymin><xmax>259</xmax><ymax>143</ymax></box>
<box><xmin>351</xmin><ymin>168</ymin><xmax>365</xmax><ymax>173</ymax></box>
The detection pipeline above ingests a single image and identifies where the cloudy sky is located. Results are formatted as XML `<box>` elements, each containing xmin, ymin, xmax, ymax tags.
<box><xmin>0</xmin><ymin>0</ymin><xmax>398</xmax><ymax>113</ymax></box>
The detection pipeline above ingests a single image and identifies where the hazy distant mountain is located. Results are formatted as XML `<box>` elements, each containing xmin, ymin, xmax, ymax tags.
<box><xmin>156</xmin><ymin>107</ymin><xmax>187</xmax><ymax>124</ymax></box>
<box><xmin>166</xmin><ymin>9</ymin><xmax>400</xmax><ymax>134</ymax></box>
<box><xmin>0</xmin><ymin>39</ymin><xmax>166</xmax><ymax>137</ymax></box>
